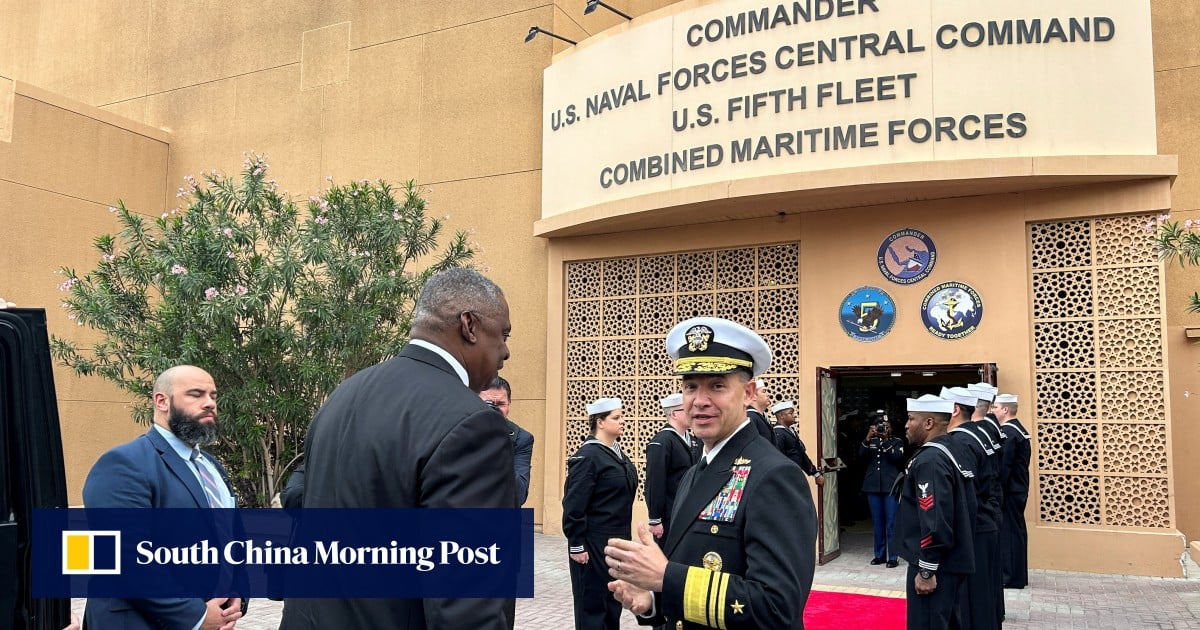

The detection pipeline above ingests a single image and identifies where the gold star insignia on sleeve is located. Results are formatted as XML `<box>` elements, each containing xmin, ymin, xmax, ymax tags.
<box><xmin>731</xmin><ymin>600</ymin><xmax>745</xmax><ymax>614</ymax></box>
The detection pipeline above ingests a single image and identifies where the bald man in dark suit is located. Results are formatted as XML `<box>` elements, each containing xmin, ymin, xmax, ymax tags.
<box><xmin>281</xmin><ymin>268</ymin><xmax>516</xmax><ymax>630</ymax></box>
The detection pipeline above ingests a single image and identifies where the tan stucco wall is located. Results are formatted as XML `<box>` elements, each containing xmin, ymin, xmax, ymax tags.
<box><xmin>0</xmin><ymin>77</ymin><xmax>170</xmax><ymax>503</ymax></box>
<box><xmin>0</xmin><ymin>2</ymin><xmax>558</xmax><ymax>522</ymax></box>
<box><xmin>542</xmin><ymin>177</ymin><xmax>1182</xmax><ymax>576</ymax></box>
<box><xmin>1153</xmin><ymin>0</ymin><xmax>1200</xmax><ymax>544</ymax></box>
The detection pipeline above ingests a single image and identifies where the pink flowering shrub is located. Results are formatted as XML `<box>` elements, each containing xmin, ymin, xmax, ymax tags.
<box><xmin>51</xmin><ymin>154</ymin><xmax>474</xmax><ymax>505</ymax></box>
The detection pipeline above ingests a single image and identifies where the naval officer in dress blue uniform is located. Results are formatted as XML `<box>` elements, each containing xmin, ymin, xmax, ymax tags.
<box><xmin>604</xmin><ymin>317</ymin><xmax>817</xmax><ymax>629</ymax></box>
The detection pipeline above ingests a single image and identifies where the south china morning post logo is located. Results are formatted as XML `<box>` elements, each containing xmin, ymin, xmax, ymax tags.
<box><xmin>131</xmin><ymin>538</ymin><xmax>500</xmax><ymax>572</ymax></box>
<box><xmin>877</xmin><ymin>228</ymin><xmax>936</xmax><ymax>285</ymax></box>
<box><xmin>921</xmin><ymin>281</ymin><xmax>983</xmax><ymax>340</ymax></box>
<box><xmin>62</xmin><ymin>530</ymin><xmax>121</xmax><ymax>575</ymax></box>
<box><xmin>37</xmin><ymin>508</ymin><xmax>534</xmax><ymax>599</ymax></box>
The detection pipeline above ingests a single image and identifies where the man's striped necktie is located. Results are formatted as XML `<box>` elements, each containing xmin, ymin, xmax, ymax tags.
<box><xmin>190</xmin><ymin>449</ymin><xmax>223</xmax><ymax>508</ymax></box>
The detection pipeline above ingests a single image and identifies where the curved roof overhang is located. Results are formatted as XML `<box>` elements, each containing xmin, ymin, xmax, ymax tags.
<box><xmin>533</xmin><ymin>154</ymin><xmax>1176</xmax><ymax>238</ymax></box>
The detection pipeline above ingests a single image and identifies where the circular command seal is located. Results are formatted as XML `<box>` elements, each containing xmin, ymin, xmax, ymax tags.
<box><xmin>839</xmin><ymin>286</ymin><xmax>897</xmax><ymax>343</ymax></box>
<box><xmin>877</xmin><ymin>228</ymin><xmax>937</xmax><ymax>285</ymax></box>
<box><xmin>921</xmin><ymin>282</ymin><xmax>983</xmax><ymax>340</ymax></box>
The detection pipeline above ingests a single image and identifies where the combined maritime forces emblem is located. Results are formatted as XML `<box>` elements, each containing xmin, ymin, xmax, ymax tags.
<box><xmin>877</xmin><ymin>228</ymin><xmax>936</xmax><ymax>285</ymax></box>
<box><xmin>921</xmin><ymin>281</ymin><xmax>983</xmax><ymax>340</ymax></box>
<box><xmin>838</xmin><ymin>286</ymin><xmax>896</xmax><ymax>343</ymax></box>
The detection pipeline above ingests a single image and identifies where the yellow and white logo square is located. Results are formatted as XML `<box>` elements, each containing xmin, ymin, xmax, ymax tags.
<box><xmin>62</xmin><ymin>530</ymin><xmax>121</xmax><ymax>575</ymax></box>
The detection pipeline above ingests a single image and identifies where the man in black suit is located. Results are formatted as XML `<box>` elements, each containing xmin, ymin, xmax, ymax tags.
<box><xmin>281</xmin><ymin>268</ymin><xmax>516</xmax><ymax>630</ymax></box>
<box><xmin>605</xmin><ymin>317</ymin><xmax>817</xmax><ymax>629</ymax></box>
<box><xmin>82</xmin><ymin>365</ymin><xmax>243</xmax><ymax>630</ymax></box>
<box><xmin>481</xmin><ymin>375</ymin><xmax>535</xmax><ymax>506</ymax></box>
<box><xmin>644</xmin><ymin>392</ymin><xmax>697</xmax><ymax>547</ymax></box>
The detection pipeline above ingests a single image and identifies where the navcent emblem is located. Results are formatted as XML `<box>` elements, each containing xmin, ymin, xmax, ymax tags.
<box><xmin>63</xmin><ymin>530</ymin><xmax>121</xmax><ymax>575</ymax></box>
<box><xmin>877</xmin><ymin>228</ymin><xmax>937</xmax><ymax>285</ymax></box>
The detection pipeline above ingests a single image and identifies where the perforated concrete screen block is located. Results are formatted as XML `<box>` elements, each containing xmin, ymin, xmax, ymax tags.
<box><xmin>1029</xmin><ymin>215</ymin><xmax>1171</xmax><ymax>529</ymax></box>
<box><xmin>564</xmin><ymin>244</ymin><xmax>800</xmax><ymax>500</ymax></box>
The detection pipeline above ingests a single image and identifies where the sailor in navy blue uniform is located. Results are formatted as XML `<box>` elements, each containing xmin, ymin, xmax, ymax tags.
<box><xmin>564</xmin><ymin>397</ymin><xmax>639</xmax><ymax>630</ymax></box>
<box><xmin>968</xmin><ymin>382</ymin><xmax>1008</xmax><ymax>625</ymax></box>
<box><xmin>941</xmin><ymin>386</ymin><xmax>1000</xmax><ymax>630</ymax></box>
<box><xmin>605</xmin><ymin>317</ymin><xmax>817</xmax><ymax>629</ymax></box>
<box><xmin>896</xmin><ymin>394</ymin><xmax>976</xmax><ymax>630</ymax></box>
<box><xmin>859</xmin><ymin>412</ymin><xmax>905</xmax><ymax>567</ymax></box>
<box><xmin>645</xmin><ymin>393</ymin><xmax>698</xmax><ymax>547</ymax></box>
<box><xmin>746</xmin><ymin>379</ymin><xmax>777</xmax><ymax>447</ymax></box>
<box><xmin>770</xmin><ymin>400</ymin><xmax>824</xmax><ymax>493</ymax></box>
<box><xmin>993</xmin><ymin>393</ymin><xmax>1031</xmax><ymax>589</ymax></box>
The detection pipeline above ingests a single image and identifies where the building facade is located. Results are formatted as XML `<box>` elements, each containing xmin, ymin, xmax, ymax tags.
<box><xmin>1</xmin><ymin>0</ymin><xmax>1198</xmax><ymax>577</ymax></box>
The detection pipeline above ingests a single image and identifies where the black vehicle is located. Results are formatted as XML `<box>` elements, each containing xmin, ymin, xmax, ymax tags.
<box><xmin>1</xmin><ymin>308</ymin><xmax>71</xmax><ymax>629</ymax></box>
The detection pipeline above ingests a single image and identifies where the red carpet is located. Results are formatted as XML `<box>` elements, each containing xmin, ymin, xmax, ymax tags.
<box><xmin>803</xmin><ymin>589</ymin><xmax>905</xmax><ymax>629</ymax></box>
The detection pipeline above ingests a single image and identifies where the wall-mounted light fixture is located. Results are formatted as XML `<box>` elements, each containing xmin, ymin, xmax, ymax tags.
<box><xmin>921</xmin><ymin>371</ymin><xmax>937</xmax><ymax>377</ymax></box>
<box><xmin>524</xmin><ymin>26</ymin><xmax>577</xmax><ymax>45</ymax></box>
<box><xmin>890</xmin><ymin>372</ymin><xmax>902</xmax><ymax>378</ymax></box>
<box><xmin>584</xmin><ymin>0</ymin><xmax>632</xmax><ymax>20</ymax></box>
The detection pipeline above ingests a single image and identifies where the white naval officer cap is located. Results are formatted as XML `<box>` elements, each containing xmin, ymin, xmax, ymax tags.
<box><xmin>967</xmin><ymin>382</ymin><xmax>997</xmax><ymax>401</ymax></box>
<box><xmin>586</xmin><ymin>397</ymin><xmax>622</xmax><ymax>416</ymax></box>
<box><xmin>939</xmin><ymin>386</ymin><xmax>978</xmax><ymax>407</ymax></box>
<box><xmin>907</xmin><ymin>394</ymin><xmax>954</xmax><ymax>414</ymax></box>
<box><xmin>770</xmin><ymin>400</ymin><xmax>795</xmax><ymax>414</ymax></box>
<box><xmin>994</xmin><ymin>393</ymin><xmax>1018</xmax><ymax>404</ymax></box>
<box><xmin>665</xmin><ymin>317</ymin><xmax>772</xmax><ymax>378</ymax></box>
<box><xmin>659</xmin><ymin>393</ymin><xmax>683</xmax><ymax>408</ymax></box>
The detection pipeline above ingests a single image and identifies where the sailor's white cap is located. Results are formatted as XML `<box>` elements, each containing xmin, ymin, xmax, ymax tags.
<box><xmin>907</xmin><ymin>394</ymin><xmax>954</xmax><ymax>414</ymax></box>
<box><xmin>586</xmin><ymin>398</ymin><xmax>622</xmax><ymax>416</ymax></box>
<box><xmin>770</xmin><ymin>400</ymin><xmax>795</xmax><ymax>414</ymax></box>
<box><xmin>967</xmin><ymin>382</ymin><xmax>997</xmax><ymax>402</ymax></box>
<box><xmin>940</xmin><ymin>387</ymin><xmax>978</xmax><ymax>407</ymax></box>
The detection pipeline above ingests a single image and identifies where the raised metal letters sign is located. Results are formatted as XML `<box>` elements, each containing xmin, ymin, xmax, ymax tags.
<box><xmin>541</xmin><ymin>0</ymin><xmax>1156</xmax><ymax>218</ymax></box>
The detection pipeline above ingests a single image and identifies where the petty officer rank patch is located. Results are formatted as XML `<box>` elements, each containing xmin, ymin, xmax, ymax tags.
<box><xmin>918</xmin><ymin>482</ymin><xmax>934</xmax><ymax>511</ymax></box>
<box><xmin>699</xmin><ymin>461</ymin><xmax>751</xmax><ymax>522</ymax></box>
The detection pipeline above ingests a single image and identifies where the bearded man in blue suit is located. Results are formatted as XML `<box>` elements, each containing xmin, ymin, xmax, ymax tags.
<box><xmin>82</xmin><ymin>365</ymin><xmax>244</xmax><ymax>630</ymax></box>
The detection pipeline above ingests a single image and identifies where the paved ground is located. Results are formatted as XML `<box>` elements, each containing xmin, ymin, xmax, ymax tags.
<box><xmin>73</xmin><ymin>530</ymin><xmax>1200</xmax><ymax>628</ymax></box>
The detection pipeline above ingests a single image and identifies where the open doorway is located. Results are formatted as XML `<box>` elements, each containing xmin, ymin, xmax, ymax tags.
<box><xmin>814</xmin><ymin>363</ymin><xmax>995</xmax><ymax>565</ymax></box>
